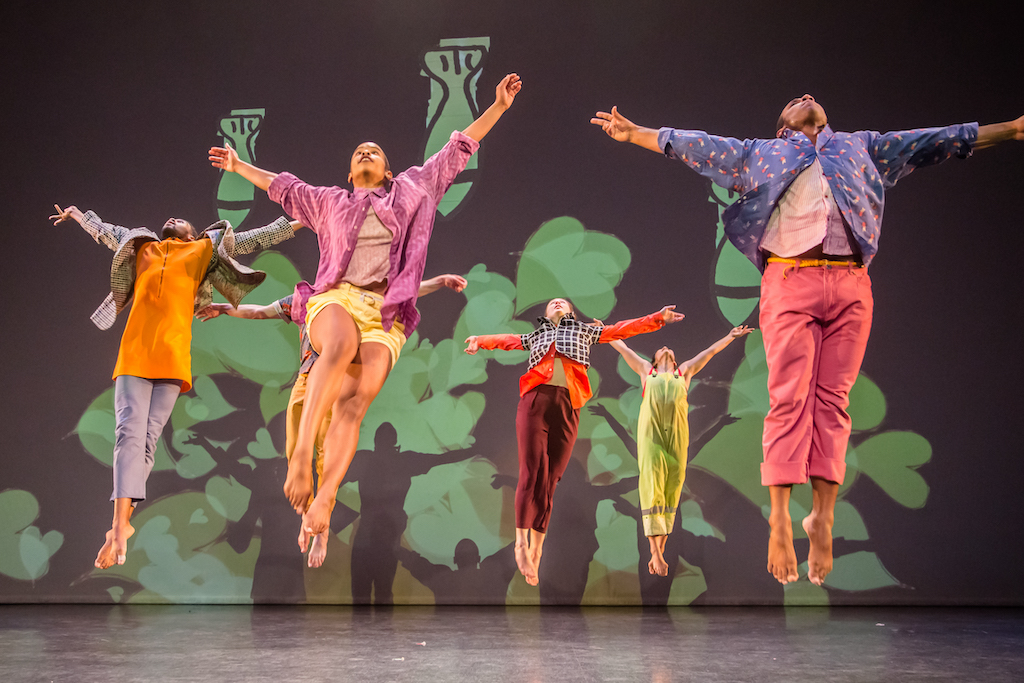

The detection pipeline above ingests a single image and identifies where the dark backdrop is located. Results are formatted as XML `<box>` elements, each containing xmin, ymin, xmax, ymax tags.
<box><xmin>1</xmin><ymin>0</ymin><xmax>1021</xmax><ymax>604</ymax></box>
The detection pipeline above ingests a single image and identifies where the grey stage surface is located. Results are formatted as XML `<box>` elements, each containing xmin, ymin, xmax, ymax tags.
<box><xmin>1</xmin><ymin>605</ymin><xmax>1022</xmax><ymax>682</ymax></box>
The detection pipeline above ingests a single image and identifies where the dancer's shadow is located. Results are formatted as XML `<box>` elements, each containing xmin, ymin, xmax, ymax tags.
<box><xmin>396</xmin><ymin>539</ymin><xmax>517</xmax><ymax>605</ymax></box>
<box><xmin>179</xmin><ymin>374</ymin><xmax>312</xmax><ymax>603</ymax></box>
<box><xmin>589</xmin><ymin>400</ymin><xmax>782</xmax><ymax>604</ymax></box>
<box><xmin>492</xmin><ymin>459</ymin><xmax>634</xmax><ymax>605</ymax></box>
<box><xmin>344</xmin><ymin>423</ymin><xmax>473</xmax><ymax>604</ymax></box>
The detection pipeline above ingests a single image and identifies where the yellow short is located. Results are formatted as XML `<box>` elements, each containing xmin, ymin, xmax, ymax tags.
<box><xmin>305</xmin><ymin>282</ymin><xmax>407</xmax><ymax>368</ymax></box>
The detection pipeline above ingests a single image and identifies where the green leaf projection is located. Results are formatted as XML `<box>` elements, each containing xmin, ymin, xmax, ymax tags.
<box><xmin>54</xmin><ymin>42</ymin><xmax>937</xmax><ymax>606</ymax></box>
<box><xmin>0</xmin><ymin>490</ymin><xmax>64</xmax><ymax>581</ymax></box>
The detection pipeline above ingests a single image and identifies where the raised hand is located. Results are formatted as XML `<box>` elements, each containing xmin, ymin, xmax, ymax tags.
<box><xmin>209</xmin><ymin>144</ymin><xmax>240</xmax><ymax>172</ymax></box>
<box><xmin>49</xmin><ymin>203</ymin><xmax>82</xmax><ymax>226</ymax></box>
<box><xmin>196</xmin><ymin>303</ymin><xmax>232</xmax><ymax>321</ymax></box>
<box><xmin>659</xmin><ymin>305</ymin><xmax>685</xmax><ymax>324</ymax></box>
<box><xmin>590</xmin><ymin>106</ymin><xmax>639</xmax><ymax>143</ymax></box>
<box><xmin>495</xmin><ymin>73</ymin><xmax>523</xmax><ymax>111</ymax></box>
<box><xmin>464</xmin><ymin>335</ymin><xmax>480</xmax><ymax>355</ymax></box>
<box><xmin>731</xmin><ymin>325</ymin><xmax>755</xmax><ymax>338</ymax></box>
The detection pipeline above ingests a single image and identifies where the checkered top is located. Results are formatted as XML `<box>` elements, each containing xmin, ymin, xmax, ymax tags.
<box><xmin>81</xmin><ymin>211</ymin><xmax>294</xmax><ymax>330</ymax></box>
<box><xmin>521</xmin><ymin>313</ymin><xmax>604</xmax><ymax>369</ymax></box>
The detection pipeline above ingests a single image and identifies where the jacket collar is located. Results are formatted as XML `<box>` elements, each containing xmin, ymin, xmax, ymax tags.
<box><xmin>780</xmin><ymin>124</ymin><xmax>835</xmax><ymax>150</ymax></box>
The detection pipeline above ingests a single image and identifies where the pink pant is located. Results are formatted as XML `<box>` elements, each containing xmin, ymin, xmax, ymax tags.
<box><xmin>759</xmin><ymin>261</ymin><xmax>873</xmax><ymax>486</ymax></box>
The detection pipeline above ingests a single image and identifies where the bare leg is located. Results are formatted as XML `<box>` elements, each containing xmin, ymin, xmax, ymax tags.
<box><xmin>303</xmin><ymin>343</ymin><xmax>392</xmax><ymax>536</ymax></box>
<box><xmin>529</xmin><ymin>529</ymin><xmax>546</xmax><ymax>576</ymax></box>
<box><xmin>802</xmin><ymin>477</ymin><xmax>838</xmax><ymax>586</ymax></box>
<box><xmin>284</xmin><ymin>305</ymin><xmax>360</xmax><ymax>512</ymax></box>
<box><xmin>95</xmin><ymin>498</ymin><xmax>135</xmax><ymax>569</ymax></box>
<box><xmin>648</xmin><ymin>535</ymin><xmax>669</xmax><ymax>576</ymax></box>
<box><xmin>767</xmin><ymin>484</ymin><xmax>799</xmax><ymax>584</ymax></box>
<box><xmin>514</xmin><ymin>527</ymin><xmax>538</xmax><ymax>586</ymax></box>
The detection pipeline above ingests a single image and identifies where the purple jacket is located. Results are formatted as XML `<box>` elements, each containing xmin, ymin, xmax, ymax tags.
<box><xmin>268</xmin><ymin>130</ymin><xmax>480</xmax><ymax>333</ymax></box>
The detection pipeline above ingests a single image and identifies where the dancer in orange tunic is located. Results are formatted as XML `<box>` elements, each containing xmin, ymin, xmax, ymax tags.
<box><xmin>51</xmin><ymin>204</ymin><xmax>299</xmax><ymax>569</ymax></box>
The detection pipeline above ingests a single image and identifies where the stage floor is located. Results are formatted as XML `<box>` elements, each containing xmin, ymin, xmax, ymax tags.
<box><xmin>1</xmin><ymin>605</ymin><xmax>1022</xmax><ymax>682</ymax></box>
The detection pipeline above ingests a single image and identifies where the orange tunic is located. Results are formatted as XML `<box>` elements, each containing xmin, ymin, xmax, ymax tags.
<box><xmin>112</xmin><ymin>238</ymin><xmax>214</xmax><ymax>393</ymax></box>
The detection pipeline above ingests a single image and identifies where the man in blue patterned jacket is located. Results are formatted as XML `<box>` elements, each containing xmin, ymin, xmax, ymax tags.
<box><xmin>592</xmin><ymin>98</ymin><xmax>1023</xmax><ymax>588</ymax></box>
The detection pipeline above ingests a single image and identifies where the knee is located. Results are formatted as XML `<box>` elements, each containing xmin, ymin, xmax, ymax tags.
<box><xmin>338</xmin><ymin>391</ymin><xmax>375</xmax><ymax>423</ymax></box>
<box><xmin>318</xmin><ymin>334</ymin><xmax>359</xmax><ymax>361</ymax></box>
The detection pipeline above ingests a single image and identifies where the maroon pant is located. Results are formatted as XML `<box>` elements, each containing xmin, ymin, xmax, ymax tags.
<box><xmin>515</xmin><ymin>385</ymin><xmax>580</xmax><ymax>533</ymax></box>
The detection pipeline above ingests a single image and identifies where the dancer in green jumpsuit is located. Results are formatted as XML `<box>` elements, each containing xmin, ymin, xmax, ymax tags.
<box><xmin>610</xmin><ymin>325</ymin><xmax>753</xmax><ymax>576</ymax></box>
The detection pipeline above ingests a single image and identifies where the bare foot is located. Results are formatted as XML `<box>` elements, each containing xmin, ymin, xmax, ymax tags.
<box><xmin>303</xmin><ymin>495</ymin><xmax>334</xmax><ymax>536</ymax></box>
<box><xmin>282</xmin><ymin>454</ymin><xmax>313</xmax><ymax>513</ymax></box>
<box><xmin>515</xmin><ymin>543</ymin><xmax>538</xmax><ymax>586</ymax></box>
<box><xmin>307</xmin><ymin>531</ymin><xmax>329</xmax><ymax>568</ymax></box>
<box><xmin>94</xmin><ymin>522</ymin><xmax>135</xmax><ymax>569</ymax></box>
<box><xmin>297</xmin><ymin>525</ymin><xmax>312</xmax><ymax>554</ymax></box>
<box><xmin>802</xmin><ymin>512</ymin><xmax>834</xmax><ymax>586</ymax></box>
<box><xmin>648</xmin><ymin>537</ymin><xmax>669</xmax><ymax>576</ymax></box>
<box><xmin>767</xmin><ymin>511</ymin><xmax>799</xmax><ymax>585</ymax></box>
<box><xmin>529</xmin><ymin>544</ymin><xmax>543</xmax><ymax>576</ymax></box>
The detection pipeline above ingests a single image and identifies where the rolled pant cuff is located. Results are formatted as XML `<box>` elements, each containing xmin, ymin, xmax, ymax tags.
<box><xmin>643</xmin><ymin>514</ymin><xmax>674</xmax><ymax>537</ymax></box>
<box><xmin>808</xmin><ymin>459</ymin><xmax>846</xmax><ymax>486</ymax></box>
<box><xmin>760</xmin><ymin>461</ymin><xmax>809</xmax><ymax>486</ymax></box>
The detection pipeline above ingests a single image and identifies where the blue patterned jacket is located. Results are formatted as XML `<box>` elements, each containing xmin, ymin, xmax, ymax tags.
<box><xmin>657</xmin><ymin>122</ymin><xmax>978</xmax><ymax>270</ymax></box>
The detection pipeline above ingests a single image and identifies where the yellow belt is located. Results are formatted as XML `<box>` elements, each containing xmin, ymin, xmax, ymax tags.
<box><xmin>767</xmin><ymin>257</ymin><xmax>864</xmax><ymax>268</ymax></box>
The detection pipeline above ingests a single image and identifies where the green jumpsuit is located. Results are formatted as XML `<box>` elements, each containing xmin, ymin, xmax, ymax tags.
<box><xmin>638</xmin><ymin>368</ymin><xmax>689</xmax><ymax>537</ymax></box>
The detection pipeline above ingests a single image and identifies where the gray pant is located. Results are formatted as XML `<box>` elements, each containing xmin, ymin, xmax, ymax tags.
<box><xmin>112</xmin><ymin>375</ymin><xmax>181</xmax><ymax>502</ymax></box>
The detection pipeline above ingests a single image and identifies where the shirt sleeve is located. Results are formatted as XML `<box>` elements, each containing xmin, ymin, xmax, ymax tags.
<box><xmin>598</xmin><ymin>312</ymin><xmax>666</xmax><ymax>343</ymax></box>
<box><xmin>271</xmin><ymin>295</ymin><xmax>293</xmax><ymax>322</ymax></box>
<box><xmin>80</xmin><ymin>210</ymin><xmax>130</xmax><ymax>251</ymax></box>
<box><xmin>658</xmin><ymin>128</ymin><xmax>761</xmax><ymax>193</ymax></box>
<box><xmin>476</xmin><ymin>334</ymin><xmax>525</xmax><ymax>351</ymax></box>
<box><xmin>399</xmin><ymin>131</ymin><xmax>481</xmax><ymax>205</ymax></box>
<box><xmin>231</xmin><ymin>216</ymin><xmax>295</xmax><ymax>256</ymax></box>
<box><xmin>862</xmin><ymin>123</ymin><xmax>978</xmax><ymax>189</ymax></box>
<box><xmin>267</xmin><ymin>172</ymin><xmax>344</xmax><ymax>233</ymax></box>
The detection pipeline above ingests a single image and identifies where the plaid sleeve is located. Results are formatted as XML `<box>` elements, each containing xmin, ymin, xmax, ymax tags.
<box><xmin>231</xmin><ymin>216</ymin><xmax>294</xmax><ymax>256</ymax></box>
<box><xmin>81</xmin><ymin>211</ymin><xmax>129</xmax><ymax>251</ymax></box>
<box><xmin>582</xmin><ymin>323</ymin><xmax>604</xmax><ymax>346</ymax></box>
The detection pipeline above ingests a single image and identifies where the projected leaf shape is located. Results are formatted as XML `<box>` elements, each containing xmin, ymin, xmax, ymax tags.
<box><xmin>515</xmin><ymin>216</ymin><xmax>631</xmax><ymax>318</ymax></box>
<box><xmin>0</xmin><ymin>490</ymin><xmax>64</xmax><ymax>581</ymax></box>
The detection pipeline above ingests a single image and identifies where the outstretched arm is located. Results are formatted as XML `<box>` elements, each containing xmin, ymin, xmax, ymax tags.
<box><xmin>464</xmin><ymin>334</ymin><xmax>524</xmax><ymax>354</ymax></box>
<box><xmin>590</xmin><ymin>107</ymin><xmax>662</xmax><ymax>153</ymax></box>
<box><xmin>976</xmin><ymin>115</ymin><xmax>1024</xmax><ymax>150</ymax></box>
<box><xmin>598</xmin><ymin>305</ymin><xmax>685</xmax><ymax>344</ymax></box>
<box><xmin>51</xmin><ymin>204</ymin><xmax>127</xmax><ymax>251</ymax></box>
<box><xmin>208</xmin><ymin>145</ymin><xmax>278</xmax><ymax>191</ymax></box>
<box><xmin>608</xmin><ymin>339</ymin><xmax>653</xmax><ymax>378</ymax></box>
<box><xmin>196</xmin><ymin>302</ymin><xmax>281</xmax><ymax>321</ymax></box>
<box><xmin>462</xmin><ymin>73</ymin><xmax>523</xmax><ymax>142</ymax></box>
<box><xmin>418</xmin><ymin>274</ymin><xmax>467</xmax><ymax>297</ymax></box>
<box><xmin>396</xmin><ymin>546</ymin><xmax>445</xmax><ymax>584</ymax></box>
<box><xmin>229</xmin><ymin>217</ymin><xmax>300</xmax><ymax>256</ymax></box>
<box><xmin>680</xmin><ymin>326</ymin><xmax>753</xmax><ymax>381</ymax></box>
